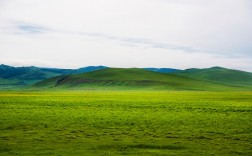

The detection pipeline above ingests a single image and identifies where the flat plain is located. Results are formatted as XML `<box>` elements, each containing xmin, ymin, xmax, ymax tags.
<box><xmin>0</xmin><ymin>91</ymin><xmax>252</xmax><ymax>155</ymax></box>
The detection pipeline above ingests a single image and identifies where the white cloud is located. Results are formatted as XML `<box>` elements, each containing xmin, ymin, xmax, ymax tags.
<box><xmin>0</xmin><ymin>0</ymin><xmax>251</xmax><ymax>71</ymax></box>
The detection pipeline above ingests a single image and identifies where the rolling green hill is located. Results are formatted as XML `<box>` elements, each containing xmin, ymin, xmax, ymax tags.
<box><xmin>173</xmin><ymin>67</ymin><xmax>252</xmax><ymax>86</ymax></box>
<box><xmin>33</xmin><ymin>68</ymin><xmax>251</xmax><ymax>91</ymax></box>
<box><xmin>2</xmin><ymin>64</ymin><xmax>252</xmax><ymax>91</ymax></box>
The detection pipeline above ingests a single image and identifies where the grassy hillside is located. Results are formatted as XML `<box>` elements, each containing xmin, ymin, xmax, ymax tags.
<box><xmin>33</xmin><ymin>68</ymin><xmax>251</xmax><ymax>91</ymax></box>
<box><xmin>2</xmin><ymin>65</ymin><xmax>252</xmax><ymax>91</ymax></box>
<box><xmin>173</xmin><ymin>67</ymin><xmax>252</xmax><ymax>86</ymax></box>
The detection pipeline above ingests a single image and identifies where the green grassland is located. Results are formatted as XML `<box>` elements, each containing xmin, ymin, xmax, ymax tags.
<box><xmin>0</xmin><ymin>91</ymin><xmax>251</xmax><ymax>155</ymax></box>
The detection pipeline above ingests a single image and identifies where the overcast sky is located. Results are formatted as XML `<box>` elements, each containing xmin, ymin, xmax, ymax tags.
<box><xmin>0</xmin><ymin>0</ymin><xmax>252</xmax><ymax>71</ymax></box>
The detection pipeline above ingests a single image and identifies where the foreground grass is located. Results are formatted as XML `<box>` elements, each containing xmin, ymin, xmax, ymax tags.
<box><xmin>0</xmin><ymin>91</ymin><xmax>251</xmax><ymax>155</ymax></box>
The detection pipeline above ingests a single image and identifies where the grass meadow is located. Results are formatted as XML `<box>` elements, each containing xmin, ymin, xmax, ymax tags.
<box><xmin>0</xmin><ymin>91</ymin><xmax>251</xmax><ymax>155</ymax></box>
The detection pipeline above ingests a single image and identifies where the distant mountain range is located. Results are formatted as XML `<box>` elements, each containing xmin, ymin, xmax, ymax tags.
<box><xmin>0</xmin><ymin>64</ymin><xmax>107</xmax><ymax>89</ymax></box>
<box><xmin>144</xmin><ymin>68</ymin><xmax>180</xmax><ymax>73</ymax></box>
<box><xmin>0</xmin><ymin>64</ymin><xmax>252</xmax><ymax>91</ymax></box>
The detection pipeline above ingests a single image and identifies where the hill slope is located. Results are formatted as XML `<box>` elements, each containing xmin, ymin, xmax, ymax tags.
<box><xmin>0</xmin><ymin>64</ymin><xmax>107</xmax><ymax>89</ymax></box>
<box><xmin>33</xmin><ymin>68</ymin><xmax>251</xmax><ymax>91</ymax></box>
<box><xmin>173</xmin><ymin>67</ymin><xmax>252</xmax><ymax>86</ymax></box>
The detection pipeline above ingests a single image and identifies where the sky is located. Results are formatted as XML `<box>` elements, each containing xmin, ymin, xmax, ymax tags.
<box><xmin>0</xmin><ymin>0</ymin><xmax>252</xmax><ymax>71</ymax></box>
